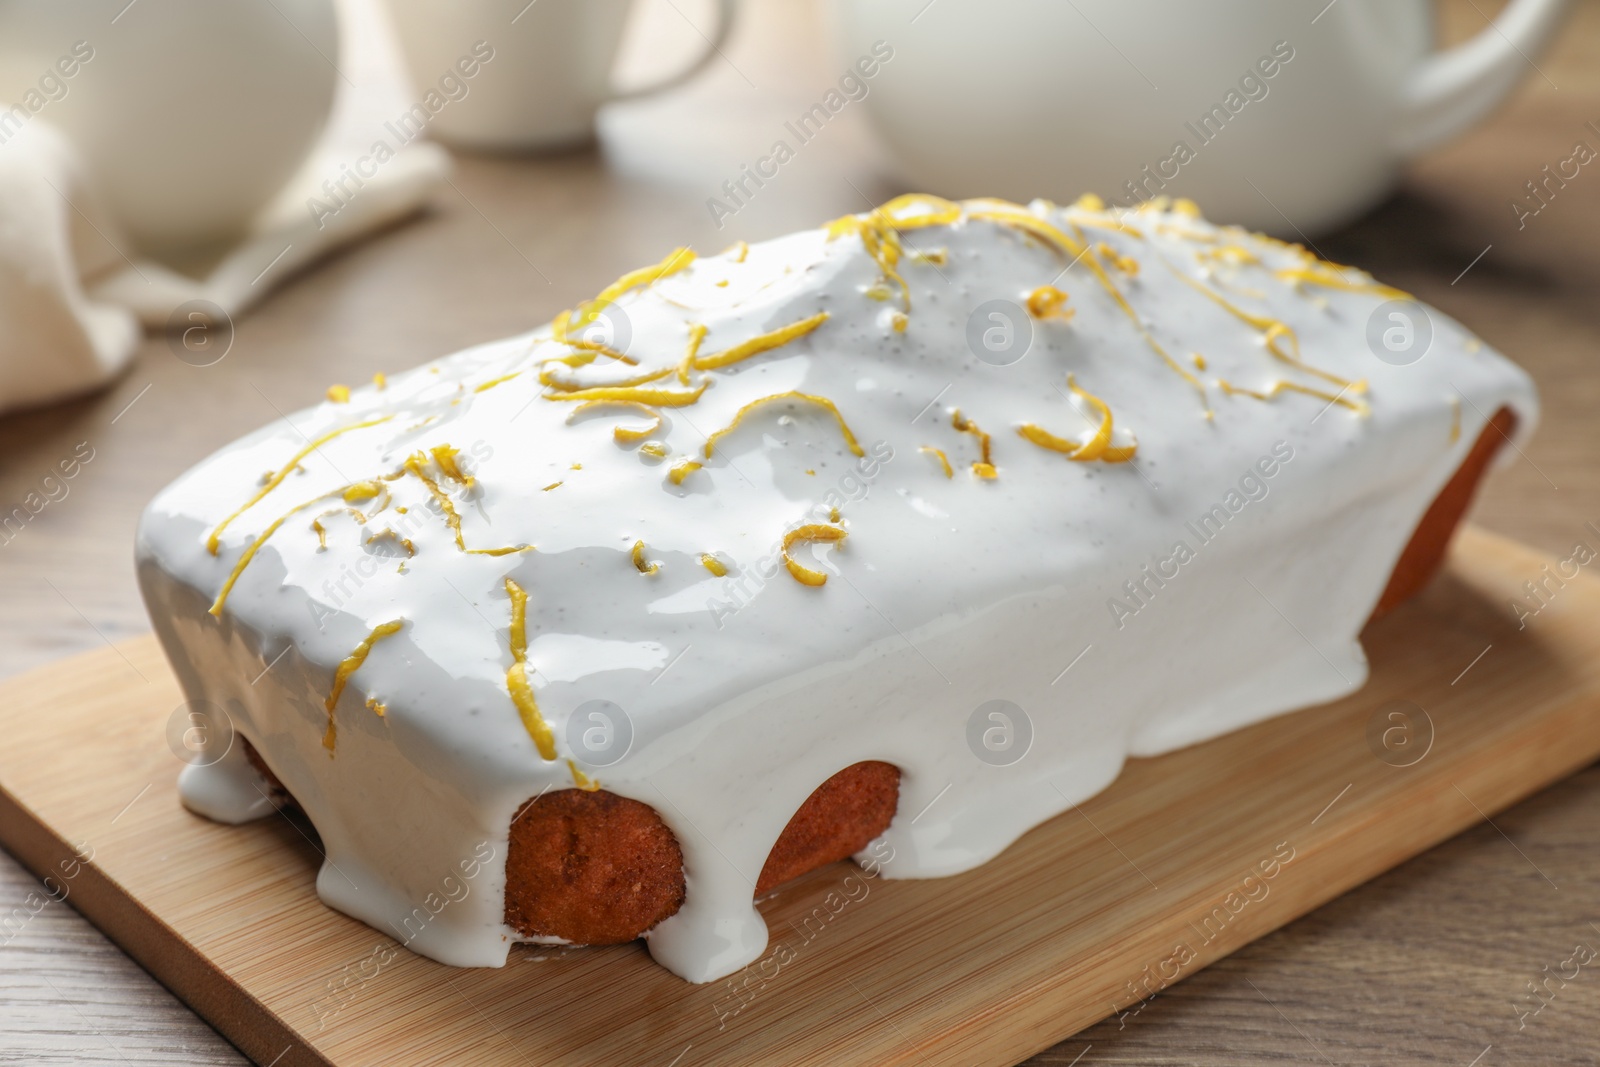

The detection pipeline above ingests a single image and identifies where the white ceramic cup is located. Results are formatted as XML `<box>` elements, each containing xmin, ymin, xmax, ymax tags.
<box><xmin>0</xmin><ymin>0</ymin><xmax>338</xmax><ymax>254</ymax></box>
<box><xmin>830</xmin><ymin>0</ymin><xmax>1570</xmax><ymax>235</ymax></box>
<box><xmin>384</xmin><ymin>0</ymin><xmax>738</xmax><ymax>152</ymax></box>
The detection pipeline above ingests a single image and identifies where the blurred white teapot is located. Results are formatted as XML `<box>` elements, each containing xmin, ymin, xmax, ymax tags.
<box><xmin>0</xmin><ymin>0</ymin><xmax>338</xmax><ymax>254</ymax></box>
<box><xmin>831</xmin><ymin>0</ymin><xmax>1569</xmax><ymax>234</ymax></box>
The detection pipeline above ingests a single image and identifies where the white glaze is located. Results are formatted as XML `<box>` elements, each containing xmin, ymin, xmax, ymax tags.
<box><xmin>136</xmin><ymin>196</ymin><xmax>1538</xmax><ymax>982</ymax></box>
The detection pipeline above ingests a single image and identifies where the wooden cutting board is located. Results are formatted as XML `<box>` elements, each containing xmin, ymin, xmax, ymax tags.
<box><xmin>2</xmin><ymin>525</ymin><xmax>1597</xmax><ymax>1067</ymax></box>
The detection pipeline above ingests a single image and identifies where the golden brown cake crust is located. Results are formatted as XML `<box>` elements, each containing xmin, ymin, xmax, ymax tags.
<box><xmin>755</xmin><ymin>761</ymin><xmax>900</xmax><ymax>894</ymax></box>
<box><xmin>503</xmin><ymin>788</ymin><xmax>687</xmax><ymax>945</ymax></box>
<box><xmin>500</xmin><ymin>762</ymin><xmax>900</xmax><ymax>943</ymax></box>
<box><xmin>1373</xmin><ymin>406</ymin><xmax>1515</xmax><ymax>618</ymax></box>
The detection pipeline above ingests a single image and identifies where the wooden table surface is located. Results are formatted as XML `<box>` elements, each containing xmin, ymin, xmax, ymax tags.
<box><xmin>2</xmin><ymin>1</ymin><xmax>1597</xmax><ymax>1063</ymax></box>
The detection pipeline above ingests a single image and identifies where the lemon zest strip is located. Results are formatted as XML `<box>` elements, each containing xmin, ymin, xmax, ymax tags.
<box><xmin>430</xmin><ymin>444</ymin><xmax>475</xmax><ymax>488</ymax></box>
<box><xmin>692</xmin><ymin>312</ymin><xmax>830</xmax><ymax>372</ymax></box>
<box><xmin>503</xmin><ymin>578</ymin><xmax>556</xmax><ymax>760</ymax></box>
<box><xmin>212</xmin><ymin>479</ymin><xmax>389</xmax><ymax>615</ymax></box>
<box><xmin>669</xmin><ymin>460</ymin><xmax>702</xmax><ymax>485</ymax></box>
<box><xmin>324</xmin><ymin>619</ymin><xmax>404</xmax><ymax>752</ymax></box>
<box><xmin>700</xmin><ymin>553</ymin><xmax>728</xmax><ymax>576</ymax></box>
<box><xmin>540</xmin><ymin>362</ymin><xmax>674</xmax><ymax>392</ymax></box>
<box><xmin>404</xmin><ymin>452</ymin><xmax>530</xmax><ymax>556</ymax></box>
<box><xmin>1016</xmin><ymin>376</ymin><xmax>1138</xmax><ymax>463</ymax></box>
<box><xmin>1275</xmin><ymin>264</ymin><xmax>1410</xmax><ymax>301</ymax></box>
<box><xmin>825</xmin><ymin>195</ymin><xmax>959</xmax><ymax>311</ymax></box>
<box><xmin>951</xmin><ymin>408</ymin><xmax>997</xmax><ymax>477</ymax></box>
<box><xmin>212</xmin><ymin>495</ymin><xmax>334</xmax><ymax>615</ymax></box>
<box><xmin>678</xmin><ymin>323</ymin><xmax>709</xmax><ymax>383</ymax></box>
<box><xmin>1026</xmin><ymin>286</ymin><xmax>1074</xmax><ymax>320</ymax></box>
<box><xmin>1170</xmin><ymin>266</ymin><xmax>1364</xmax><ymax>393</ymax></box>
<box><xmin>962</xmin><ymin>201</ymin><xmax>1208</xmax><ymax>406</ymax></box>
<box><xmin>569</xmin><ymin>399</ymin><xmax>664</xmax><ymax>443</ymax></box>
<box><xmin>781</xmin><ymin>524</ymin><xmax>848</xmax><ymax>587</ymax></box>
<box><xmin>919</xmin><ymin>446</ymin><xmax>953</xmax><ymax>478</ymax></box>
<box><xmin>631</xmin><ymin>540</ymin><xmax>660</xmax><ymax>575</ymax></box>
<box><xmin>404</xmin><ymin>452</ymin><xmax>465</xmax><ymax>550</ymax></box>
<box><xmin>542</xmin><ymin>381</ymin><xmax>709</xmax><ymax>407</ymax></box>
<box><xmin>567</xmin><ymin>759</ymin><xmax>600</xmax><ymax>791</ymax></box>
<box><xmin>1217</xmin><ymin>377</ymin><xmax>1370</xmax><ymax>416</ymax></box>
<box><xmin>474</xmin><ymin>372</ymin><xmax>522</xmax><ymax>393</ymax></box>
<box><xmin>555</xmin><ymin>246</ymin><xmax>695</xmax><ymax>344</ymax></box>
<box><xmin>703</xmin><ymin>391</ymin><xmax>864</xmax><ymax>458</ymax></box>
<box><xmin>206</xmin><ymin>416</ymin><xmax>393</xmax><ymax>554</ymax></box>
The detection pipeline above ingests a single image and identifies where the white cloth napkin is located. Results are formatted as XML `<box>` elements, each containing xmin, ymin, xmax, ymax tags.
<box><xmin>0</xmin><ymin>0</ymin><xmax>450</xmax><ymax>416</ymax></box>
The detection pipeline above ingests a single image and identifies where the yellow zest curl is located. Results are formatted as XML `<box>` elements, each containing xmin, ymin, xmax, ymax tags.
<box><xmin>632</xmin><ymin>540</ymin><xmax>660</xmax><ymax>575</ymax></box>
<box><xmin>1026</xmin><ymin>286</ymin><xmax>1074</xmax><ymax>320</ymax></box>
<box><xmin>919</xmin><ymin>446</ymin><xmax>953</xmax><ymax>478</ymax></box>
<box><xmin>430</xmin><ymin>444</ymin><xmax>475</xmax><ymax>489</ymax></box>
<box><xmin>366</xmin><ymin>528</ymin><xmax>415</xmax><ymax>557</ymax></box>
<box><xmin>703</xmin><ymin>391</ymin><xmax>864</xmax><ymax>458</ymax></box>
<box><xmin>326</xmin><ymin>384</ymin><xmax>351</xmax><ymax>403</ymax></box>
<box><xmin>700</xmin><ymin>554</ymin><xmax>728</xmax><ymax>577</ymax></box>
<box><xmin>1096</xmin><ymin>241</ymin><xmax>1139</xmax><ymax>275</ymax></box>
<box><xmin>669</xmin><ymin>460</ymin><xmax>702</xmax><ymax>485</ymax></box>
<box><xmin>781</xmin><ymin>524</ymin><xmax>848</xmax><ymax>587</ymax></box>
<box><xmin>569</xmin><ymin>399</ymin><xmax>664</xmax><ymax>443</ymax></box>
<box><xmin>1017</xmin><ymin>375</ymin><xmax>1137</xmax><ymax>463</ymax></box>
<box><xmin>951</xmin><ymin>408</ymin><xmax>997</xmax><ymax>478</ymax></box>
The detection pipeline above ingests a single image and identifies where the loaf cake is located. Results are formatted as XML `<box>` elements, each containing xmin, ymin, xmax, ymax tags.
<box><xmin>136</xmin><ymin>194</ymin><xmax>1537</xmax><ymax>982</ymax></box>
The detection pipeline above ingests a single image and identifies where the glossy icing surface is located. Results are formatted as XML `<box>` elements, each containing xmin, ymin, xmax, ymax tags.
<box><xmin>136</xmin><ymin>195</ymin><xmax>1537</xmax><ymax>982</ymax></box>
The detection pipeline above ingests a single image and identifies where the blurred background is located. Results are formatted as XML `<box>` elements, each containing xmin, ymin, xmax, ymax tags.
<box><xmin>1</xmin><ymin>0</ymin><xmax>1598</xmax><ymax>1063</ymax></box>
